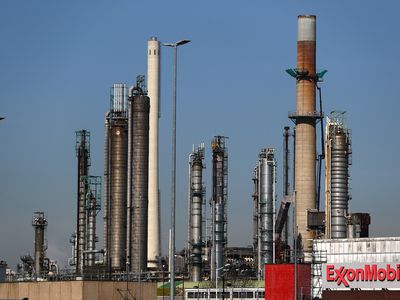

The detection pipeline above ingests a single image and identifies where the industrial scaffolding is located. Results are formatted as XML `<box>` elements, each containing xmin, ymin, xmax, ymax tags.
<box><xmin>73</xmin><ymin>130</ymin><xmax>102</xmax><ymax>273</ymax></box>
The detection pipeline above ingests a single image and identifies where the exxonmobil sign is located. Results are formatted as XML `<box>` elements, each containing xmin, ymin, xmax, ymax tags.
<box><xmin>322</xmin><ymin>263</ymin><xmax>400</xmax><ymax>289</ymax></box>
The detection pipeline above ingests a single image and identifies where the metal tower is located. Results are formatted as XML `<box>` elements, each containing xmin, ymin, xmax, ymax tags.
<box><xmin>188</xmin><ymin>143</ymin><xmax>205</xmax><ymax>281</ymax></box>
<box><xmin>32</xmin><ymin>212</ymin><xmax>48</xmax><ymax>277</ymax></box>
<box><xmin>210</xmin><ymin>136</ymin><xmax>228</xmax><ymax>280</ymax></box>
<box><xmin>325</xmin><ymin>111</ymin><xmax>352</xmax><ymax>239</ymax></box>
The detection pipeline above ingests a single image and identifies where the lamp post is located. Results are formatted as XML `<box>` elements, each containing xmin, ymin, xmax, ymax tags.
<box><xmin>162</xmin><ymin>264</ymin><xmax>166</xmax><ymax>300</ymax></box>
<box><xmin>215</xmin><ymin>264</ymin><xmax>230</xmax><ymax>300</ymax></box>
<box><xmin>163</xmin><ymin>39</ymin><xmax>191</xmax><ymax>300</ymax></box>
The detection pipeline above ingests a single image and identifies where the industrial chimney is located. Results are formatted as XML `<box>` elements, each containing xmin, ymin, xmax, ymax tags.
<box><xmin>147</xmin><ymin>37</ymin><xmax>161</xmax><ymax>269</ymax></box>
<box><xmin>288</xmin><ymin>15</ymin><xmax>319</xmax><ymax>262</ymax></box>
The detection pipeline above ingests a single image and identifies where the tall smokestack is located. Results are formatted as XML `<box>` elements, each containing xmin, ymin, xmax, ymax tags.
<box><xmin>147</xmin><ymin>37</ymin><xmax>161</xmax><ymax>269</ymax></box>
<box><xmin>293</xmin><ymin>15</ymin><xmax>317</xmax><ymax>261</ymax></box>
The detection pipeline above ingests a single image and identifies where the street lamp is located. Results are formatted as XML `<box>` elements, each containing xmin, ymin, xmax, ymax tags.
<box><xmin>215</xmin><ymin>264</ymin><xmax>230</xmax><ymax>300</ymax></box>
<box><xmin>163</xmin><ymin>39</ymin><xmax>191</xmax><ymax>300</ymax></box>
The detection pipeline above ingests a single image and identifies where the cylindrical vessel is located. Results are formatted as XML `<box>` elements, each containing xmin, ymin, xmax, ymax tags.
<box><xmin>259</xmin><ymin>149</ymin><xmax>275</xmax><ymax>264</ymax></box>
<box><xmin>109</xmin><ymin>120</ymin><xmax>128</xmax><ymax>271</ymax></box>
<box><xmin>34</xmin><ymin>226</ymin><xmax>44</xmax><ymax>276</ymax></box>
<box><xmin>33</xmin><ymin>213</ymin><xmax>47</xmax><ymax>277</ymax></box>
<box><xmin>211</xmin><ymin>136</ymin><xmax>228</xmax><ymax>280</ymax></box>
<box><xmin>190</xmin><ymin>150</ymin><xmax>204</xmax><ymax>281</ymax></box>
<box><xmin>252</xmin><ymin>167</ymin><xmax>259</xmax><ymax>258</ymax></box>
<box><xmin>128</xmin><ymin>94</ymin><xmax>150</xmax><ymax>273</ymax></box>
<box><xmin>330</xmin><ymin>130</ymin><xmax>349</xmax><ymax>238</ymax></box>
<box><xmin>147</xmin><ymin>37</ymin><xmax>161</xmax><ymax>269</ymax></box>
<box><xmin>104</xmin><ymin>84</ymin><xmax>129</xmax><ymax>272</ymax></box>
<box><xmin>295</xmin><ymin>15</ymin><xmax>317</xmax><ymax>261</ymax></box>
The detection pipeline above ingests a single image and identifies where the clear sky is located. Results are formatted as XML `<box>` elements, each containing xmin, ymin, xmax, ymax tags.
<box><xmin>1</xmin><ymin>1</ymin><xmax>399</xmax><ymax>269</ymax></box>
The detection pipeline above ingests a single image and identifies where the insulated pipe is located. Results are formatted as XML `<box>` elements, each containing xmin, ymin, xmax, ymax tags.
<box><xmin>147</xmin><ymin>37</ymin><xmax>161</xmax><ymax>269</ymax></box>
<box><xmin>126</xmin><ymin>99</ymin><xmax>132</xmax><ymax>272</ymax></box>
<box><xmin>295</xmin><ymin>15</ymin><xmax>316</xmax><ymax>261</ymax></box>
<box><xmin>103</xmin><ymin>116</ymin><xmax>109</xmax><ymax>267</ymax></box>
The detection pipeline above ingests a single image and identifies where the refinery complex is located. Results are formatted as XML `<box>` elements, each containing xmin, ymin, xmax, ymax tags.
<box><xmin>1</xmin><ymin>14</ymin><xmax>400</xmax><ymax>300</ymax></box>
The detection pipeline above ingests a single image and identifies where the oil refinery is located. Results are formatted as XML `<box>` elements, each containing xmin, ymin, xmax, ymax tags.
<box><xmin>1</xmin><ymin>12</ymin><xmax>399</xmax><ymax>300</ymax></box>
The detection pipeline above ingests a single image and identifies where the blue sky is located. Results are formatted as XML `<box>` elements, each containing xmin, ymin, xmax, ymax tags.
<box><xmin>1</xmin><ymin>1</ymin><xmax>399</xmax><ymax>269</ymax></box>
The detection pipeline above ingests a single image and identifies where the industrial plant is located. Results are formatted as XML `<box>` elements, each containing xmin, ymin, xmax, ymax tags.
<box><xmin>1</xmin><ymin>14</ymin><xmax>399</xmax><ymax>300</ymax></box>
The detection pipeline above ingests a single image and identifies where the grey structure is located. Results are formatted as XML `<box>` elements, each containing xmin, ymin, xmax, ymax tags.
<box><xmin>32</xmin><ymin>212</ymin><xmax>48</xmax><ymax>276</ymax></box>
<box><xmin>326</xmin><ymin>111</ymin><xmax>352</xmax><ymax>239</ymax></box>
<box><xmin>258</xmin><ymin>148</ymin><xmax>276</xmax><ymax>266</ymax></box>
<box><xmin>188</xmin><ymin>144</ymin><xmax>205</xmax><ymax>281</ymax></box>
<box><xmin>210</xmin><ymin>136</ymin><xmax>228</xmax><ymax>280</ymax></box>
<box><xmin>127</xmin><ymin>76</ymin><xmax>150</xmax><ymax>274</ymax></box>
<box><xmin>104</xmin><ymin>84</ymin><xmax>129</xmax><ymax>272</ymax></box>
<box><xmin>252</xmin><ymin>166</ymin><xmax>259</xmax><ymax>267</ymax></box>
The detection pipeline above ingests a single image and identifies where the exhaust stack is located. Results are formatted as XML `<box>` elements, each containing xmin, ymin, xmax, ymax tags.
<box><xmin>147</xmin><ymin>37</ymin><xmax>161</xmax><ymax>269</ymax></box>
<box><xmin>288</xmin><ymin>15</ymin><xmax>319</xmax><ymax>261</ymax></box>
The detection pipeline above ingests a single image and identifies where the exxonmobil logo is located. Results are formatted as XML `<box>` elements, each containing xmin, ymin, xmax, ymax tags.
<box><xmin>322</xmin><ymin>263</ymin><xmax>400</xmax><ymax>289</ymax></box>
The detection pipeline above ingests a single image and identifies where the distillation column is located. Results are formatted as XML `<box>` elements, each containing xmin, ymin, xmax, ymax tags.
<box><xmin>189</xmin><ymin>144</ymin><xmax>205</xmax><ymax>281</ymax></box>
<box><xmin>325</xmin><ymin>111</ymin><xmax>351</xmax><ymax>239</ymax></box>
<box><xmin>291</xmin><ymin>15</ymin><xmax>318</xmax><ymax>261</ymax></box>
<box><xmin>128</xmin><ymin>77</ymin><xmax>150</xmax><ymax>274</ymax></box>
<box><xmin>85</xmin><ymin>176</ymin><xmax>101</xmax><ymax>267</ymax></box>
<box><xmin>258</xmin><ymin>148</ymin><xmax>276</xmax><ymax>269</ymax></box>
<box><xmin>252</xmin><ymin>166</ymin><xmax>259</xmax><ymax>271</ymax></box>
<box><xmin>104</xmin><ymin>84</ymin><xmax>128</xmax><ymax>272</ymax></box>
<box><xmin>147</xmin><ymin>37</ymin><xmax>161</xmax><ymax>269</ymax></box>
<box><xmin>76</xmin><ymin>130</ymin><xmax>90</xmax><ymax>272</ymax></box>
<box><xmin>211</xmin><ymin>136</ymin><xmax>228</xmax><ymax>280</ymax></box>
<box><xmin>32</xmin><ymin>212</ymin><xmax>48</xmax><ymax>277</ymax></box>
<box><xmin>282</xmin><ymin>126</ymin><xmax>290</xmax><ymax>245</ymax></box>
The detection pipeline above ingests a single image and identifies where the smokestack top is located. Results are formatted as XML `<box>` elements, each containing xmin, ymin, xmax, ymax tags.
<box><xmin>298</xmin><ymin>15</ymin><xmax>316</xmax><ymax>42</ymax></box>
<box><xmin>149</xmin><ymin>36</ymin><xmax>158</xmax><ymax>41</ymax></box>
